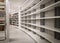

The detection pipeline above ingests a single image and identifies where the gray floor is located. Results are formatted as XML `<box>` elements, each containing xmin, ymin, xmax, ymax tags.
<box><xmin>9</xmin><ymin>25</ymin><xmax>36</xmax><ymax>43</ymax></box>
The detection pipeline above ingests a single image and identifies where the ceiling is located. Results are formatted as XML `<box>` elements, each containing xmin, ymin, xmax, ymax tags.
<box><xmin>9</xmin><ymin>0</ymin><xmax>26</xmax><ymax>5</ymax></box>
<box><xmin>9</xmin><ymin>0</ymin><xmax>26</xmax><ymax>14</ymax></box>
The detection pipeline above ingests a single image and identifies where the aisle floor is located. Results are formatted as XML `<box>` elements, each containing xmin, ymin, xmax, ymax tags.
<box><xmin>9</xmin><ymin>25</ymin><xmax>36</xmax><ymax>43</ymax></box>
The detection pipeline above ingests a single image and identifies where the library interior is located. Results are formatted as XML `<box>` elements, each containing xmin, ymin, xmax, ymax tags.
<box><xmin>0</xmin><ymin>0</ymin><xmax>60</xmax><ymax>43</ymax></box>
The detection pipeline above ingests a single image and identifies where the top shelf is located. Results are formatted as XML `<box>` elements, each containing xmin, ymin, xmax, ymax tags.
<box><xmin>21</xmin><ymin>0</ymin><xmax>35</xmax><ymax>11</ymax></box>
<box><xmin>40</xmin><ymin>1</ymin><xmax>60</xmax><ymax>12</ymax></box>
<box><xmin>21</xmin><ymin>1</ymin><xmax>60</xmax><ymax>17</ymax></box>
<box><xmin>0</xmin><ymin>0</ymin><xmax>4</xmax><ymax>2</ymax></box>
<box><xmin>0</xmin><ymin>0</ymin><xmax>5</xmax><ymax>11</ymax></box>
<box><xmin>0</xmin><ymin>0</ymin><xmax>5</xmax><ymax>6</ymax></box>
<box><xmin>21</xmin><ymin>0</ymin><xmax>52</xmax><ymax>14</ymax></box>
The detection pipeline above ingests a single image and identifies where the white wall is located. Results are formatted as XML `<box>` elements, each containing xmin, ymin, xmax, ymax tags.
<box><xmin>9</xmin><ymin>0</ymin><xmax>26</xmax><ymax>14</ymax></box>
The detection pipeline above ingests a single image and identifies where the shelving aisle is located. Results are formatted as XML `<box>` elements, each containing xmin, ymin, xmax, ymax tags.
<box><xmin>20</xmin><ymin>0</ymin><xmax>60</xmax><ymax>43</ymax></box>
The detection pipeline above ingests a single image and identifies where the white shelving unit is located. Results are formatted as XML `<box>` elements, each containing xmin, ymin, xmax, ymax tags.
<box><xmin>21</xmin><ymin>26</ymin><xmax>49</xmax><ymax>43</ymax></box>
<box><xmin>20</xmin><ymin>0</ymin><xmax>60</xmax><ymax>43</ymax></box>
<box><xmin>21</xmin><ymin>25</ymin><xmax>60</xmax><ymax>43</ymax></box>
<box><xmin>0</xmin><ymin>0</ymin><xmax>6</xmax><ymax>41</ymax></box>
<box><xmin>21</xmin><ymin>1</ymin><xmax>60</xmax><ymax>17</ymax></box>
<box><xmin>21</xmin><ymin>22</ymin><xmax>60</xmax><ymax>33</ymax></box>
<box><xmin>0</xmin><ymin>0</ymin><xmax>9</xmax><ymax>42</ymax></box>
<box><xmin>10</xmin><ymin>13</ymin><xmax>19</xmax><ymax>26</ymax></box>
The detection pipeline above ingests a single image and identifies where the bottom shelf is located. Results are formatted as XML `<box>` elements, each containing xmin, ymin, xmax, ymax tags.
<box><xmin>21</xmin><ymin>25</ymin><xmax>60</xmax><ymax>43</ymax></box>
<box><xmin>20</xmin><ymin>27</ymin><xmax>49</xmax><ymax>43</ymax></box>
<box><xmin>0</xmin><ymin>31</ymin><xmax>5</xmax><ymax>40</ymax></box>
<box><xmin>0</xmin><ymin>25</ymin><xmax>5</xmax><ymax>31</ymax></box>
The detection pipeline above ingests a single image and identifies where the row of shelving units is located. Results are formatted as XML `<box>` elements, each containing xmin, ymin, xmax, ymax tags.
<box><xmin>0</xmin><ymin>0</ymin><xmax>6</xmax><ymax>40</ymax></box>
<box><xmin>21</xmin><ymin>26</ymin><xmax>49</xmax><ymax>43</ymax></box>
<box><xmin>20</xmin><ymin>0</ymin><xmax>60</xmax><ymax>43</ymax></box>
<box><xmin>10</xmin><ymin>13</ymin><xmax>19</xmax><ymax>26</ymax></box>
